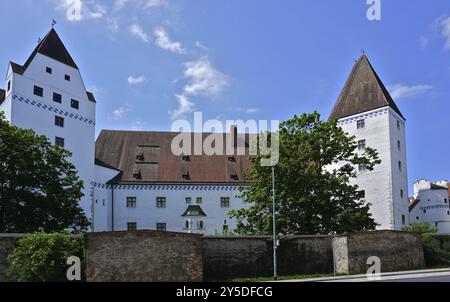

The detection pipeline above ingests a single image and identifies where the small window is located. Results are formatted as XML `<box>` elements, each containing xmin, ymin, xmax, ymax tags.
<box><xmin>136</xmin><ymin>153</ymin><xmax>144</xmax><ymax>162</ymax></box>
<box><xmin>65</xmin><ymin>74</ymin><xmax>71</xmax><ymax>81</ymax></box>
<box><xmin>435</xmin><ymin>222</ymin><xmax>439</xmax><ymax>227</ymax></box>
<box><xmin>127</xmin><ymin>222</ymin><xmax>137</xmax><ymax>231</ymax></box>
<box><xmin>230</xmin><ymin>174</ymin><xmax>239</xmax><ymax>181</ymax></box>
<box><xmin>423</xmin><ymin>209</ymin><xmax>426</xmax><ymax>214</ymax></box>
<box><xmin>397</xmin><ymin>120</ymin><xmax>401</xmax><ymax>130</ymax></box>
<box><xmin>400</xmin><ymin>189</ymin><xmax>404</xmax><ymax>199</ymax></box>
<box><xmin>55</xmin><ymin>137</ymin><xmax>65</xmax><ymax>148</ymax></box>
<box><xmin>196</xmin><ymin>197</ymin><xmax>203</xmax><ymax>204</ymax></box>
<box><xmin>197</xmin><ymin>220</ymin><xmax>204</xmax><ymax>230</ymax></box>
<box><xmin>228</xmin><ymin>156</ymin><xmax>236</xmax><ymax>162</ymax></box>
<box><xmin>360</xmin><ymin>190</ymin><xmax>366</xmax><ymax>199</ymax></box>
<box><xmin>185</xmin><ymin>220</ymin><xmax>192</xmax><ymax>229</ymax></box>
<box><xmin>182</xmin><ymin>155</ymin><xmax>190</xmax><ymax>161</ymax></box>
<box><xmin>157</xmin><ymin>197</ymin><xmax>167</xmax><ymax>208</ymax></box>
<box><xmin>447</xmin><ymin>211</ymin><xmax>449</xmax><ymax>216</ymax></box>
<box><xmin>357</xmin><ymin>119</ymin><xmax>365</xmax><ymax>129</ymax></box>
<box><xmin>358</xmin><ymin>164</ymin><xmax>367</xmax><ymax>172</ymax></box>
<box><xmin>398</xmin><ymin>161</ymin><xmax>402</xmax><ymax>172</ymax></box>
<box><xmin>357</xmin><ymin>139</ymin><xmax>366</xmax><ymax>151</ymax></box>
<box><xmin>397</xmin><ymin>140</ymin><xmax>401</xmax><ymax>151</ymax></box>
<box><xmin>127</xmin><ymin>197</ymin><xmax>137</xmax><ymax>208</ymax></box>
<box><xmin>34</xmin><ymin>85</ymin><xmax>43</xmax><ymax>97</ymax></box>
<box><xmin>71</xmin><ymin>99</ymin><xmax>79</xmax><ymax>110</ymax></box>
<box><xmin>7</xmin><ymin>80</ymin><xmax>11</xmax><ymax>92</ymax></box>
<box><xmin>55</xmin><ymin>116</ymin><xmax>64</xmax><ymax>128</ymax></box>
<box><xmin>221</xmin><ymin>197</ymin><xmax>230</xmax><ymax>208</ymax></box>
<box><xmin>445</xmin><ymin>199</ymin><xmax>448</xmax><ymax>204</ymax></box>
<box><xmin>185</xmin><ymin>197</ymin><xmax>192</xmax><ymax>204</ymax></box>
<box><xmin>182</xmin><ymin>173</ymin><xmax>190</xmax><ymax>180</ymax></box>
<box><xmin>53</xmin><ymin>93</ymin><xmax>62</xmax><ymax>103</ymax></box>
<box><xmin>416</xmin><ymin>216</ymin><xmax>419</xmax><ymax>220</ymax></box>
<box><xmin>402</xmin><ymin>215</ymin><xmax>406</xmax><ymax>225</ymax></box>
<box><xmin>223</xmin><ymin>224</ymin><xmax>229</xmax><ymax>232</ymax></box>
<box><xmin>132</xmin><ymin>170</ymin><xmax>142</xmax><ymax>180</ymax></box>
<box><xmin>156</xmin><ymin>223</ymin><xmax>167</xmax><ymax>232</ymax></box>
<box><xmin>46</xmin><ymin>67</ymin><xmax>52</xmax><ymax>74</ymax></box>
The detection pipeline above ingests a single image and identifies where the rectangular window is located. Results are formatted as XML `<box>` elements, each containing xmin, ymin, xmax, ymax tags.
<box><xmin>126</xmin><ymin>197</ymin><xmax>137</xmax><ymax>208</ymax></box>
<box><xmin>357</xmin><ymin>139</ymin><xmax>366</xmax><ymax>151</ymax></box>
<box><xmin>357</xmin><ymin>119</ymin><xmax>365</xmax><ymax>129</ymax></box>
<box><xmin>127</xmin><ymin>222</ymin><xmax>137</xmax><ymax>231</ymax></box>
<box><xmin>186</xmin><ymin>197</ymin><xmax>192</xmax><ymax>204</ymax></box>
<box><xmin>65</xmin><ymin>74</ymin><xmax>71</xmax><ymax>81</ymax></box>
<box><xmin>196</xmin><ymin>197</ymin><xmax>203</xmax><ymax>204</ymax></box>
<box><xmin>54</xmin><ymin>116</ymin><xmax>64</xmax><ymax>127</ymax></box>
<box><xmin>185</xmin><ymin>220</ymin><xmax>193</xmax><ymax>230</ymax></box>
<box><xmin>7</xmin><ymin>80</ymin><xmax>11</xmax><ymax>92</ymax></box>
<box><xmin>156</xmin><ymin>223</ymin><xmax>167</xmax><ymax>232</ymax></box>
<box><xmin>197</xmin><ymin>220</ymin><xmax>204</xmax><ymax>230</ymax></box>
<box><xmin>53</xmin><ymin>92</ymin><xmax>62</xmax><ymax>103</ymax></box>
<box><xmin>397</xmin><ymin>120</ymin><xmax>401</xmax><ymax>130</ymax></box>
<box><xmin>402</xmin><ymin>215</ymin><xmax>406</xmax><ymax>225</ymax></box>
<box><xmin>71</xmin><ymin>99</ymin><xmax>79</xmax><ymax>110</ymax></box>
<box><xmin>34</xmin><ymin>85</ymin><xmax>43</xmax><ymax>97</ymax></box>
<box><xmin>398</xmin><ymin>161</ymin><xmax>402</xmax><ymax>172</ymax></box>
<box><xmin>400</xmin><ymin>189</ymin><xmax>404</xmax><ymax>199</ymax></box>
<box><xmin>221</xmin><ymin>197</ymin><xmax>230</xmax><ymax>208</ymax></box>
<box><xmin>55</xmin><ymin>137</ymin><xmax>65</xmax><ymax>148</ymax></box>
<box><xmin>445</xmin><ymin>199</ymin><xmax>448</xmax><ymax>204</ymax></box>
<box><xmin>157</xmin><ymin>197</ymin><xmax>167</xmax><ymax>208</ymax></box>
<box><xmin>46</xmin><ymin>67</ymin><xmax>52</xmax><ymax>74</ymax></box>
<box><xmin>397</xmin><ymin>140</ymin><xmax>401</xmax><ymax>151</ymax></box>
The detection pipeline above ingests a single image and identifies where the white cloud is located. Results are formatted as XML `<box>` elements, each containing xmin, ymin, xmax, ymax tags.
<box><xmin>169</xmin><ymin>94</ymin><xmax>195</xmax><ymax>120</ymax></box>
<box><xmin>112</xmin><ymin>107</ymin><xmax>130</xmax><ymax>120</ymax></box>
<box><xmin>440</xmin><ymin>16</ymin><xmax>450</xmax><ymax>50</ymax></box>
<box><xmin>389</xmin><ymin>84</ymin><xmax>433</xmax><ymax>99</ymax></box>
<box><xmin>57</xmin><ymin>0</ymin><xmax>105</xmax><ymax>22</ymax></box>
<box><xmin>195</xmin><ymin>41</ymin><xmax>209</xmax><ymax>51</ymax></box>
<box><xmin>183</xmin><ymin>57</ymin><xmax>229</xmax><ymax>97</ymax></box>
<box><xmin>128</xmin><ymin>75</ymin><xmax>146</xmax><ymax>85</ymax></box>
<box><xmin>153</xmin><ymin>27</ymin><xmax>186</xmax><ymax>54</ymax></box>
<box><xmin>237</xmin><ymin>107</ymin><xmax>260</xmax><ymax>114</ymax></box>
<box><xmin>145</xmin><ymin>0</ymin><xmax>168</xmax><ymax>8</ymax></box>
<box><xmin>129</xmin><ymin>24</ymin><xmax>149</xmax><ymax>42</ymax></box>
<box><xmin>418</xmin><ymin>36</ymin><xmax>429</xmax><ymax>49</ymax></box>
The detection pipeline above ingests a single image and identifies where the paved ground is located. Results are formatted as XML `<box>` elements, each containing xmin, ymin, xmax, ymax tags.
<box><xmin>284</xmin><ymin>268</ymin><xmax>450</xmax><ymax>282</ymax></box>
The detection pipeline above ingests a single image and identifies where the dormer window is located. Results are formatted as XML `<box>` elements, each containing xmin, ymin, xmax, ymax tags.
<box><xmin>182</xmin><ymin>155</ymin><xmax>190</xmax><ymax>162</ymax></box>
<box><xmin>182</xmin><ymin>173</ymin><xmax>191</xmax><ymax>180</ymax></box>
<box><xmin>136</xmin><ymin>153</ymin><xmax>144</xmax><ymax>162</ymax></box>
<box><xmin>230</xmin><ymin>174</ymin><xmax>239</xmax><ymax>181</ymax></box>
<box><xmin>133</xmin><ymin>170</ymin><xmax>142</xmax><ymax>180</ymax></box>
<box><xmin>65</xmin><ymin>74</ymin><xmax>71</xmax><ymax>81</ymax></box>
<box><xmin>46</xmin><ymin>67</ymin><xmax>52</xmax><ymax>74</ymax></box>
<box><xmin>71</xmin><ymin>99</ymin><xmax>79</xmax><ymax>110</ymax></box>
<box><xmin>228</xmin><ymin>156</ymin><xmax>236</xmax><ymax>162</ymax></box>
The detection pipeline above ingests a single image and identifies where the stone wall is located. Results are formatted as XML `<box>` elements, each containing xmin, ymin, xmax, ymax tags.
<box><xmin>85</xmin><ymin>231</ymin><xmax>203</xmax><ymax>282</ymax></box>
<box><xmin>332</xmin><ymin>231</ymin><xmax>425</xmax><ymax>274</ymax></box>
<box><xmin>202</xmin><ymin>235</ymin><xmax>334</xmax><ymax>281</ymax></box>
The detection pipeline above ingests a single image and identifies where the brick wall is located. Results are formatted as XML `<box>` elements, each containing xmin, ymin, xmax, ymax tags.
<box><xmin>85</xmin><ymin>231</ymin><xmax>203</xmax><ymax>282</ymax></box>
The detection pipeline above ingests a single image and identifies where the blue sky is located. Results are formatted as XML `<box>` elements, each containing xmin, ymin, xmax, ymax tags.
<box><xmin>1</xmin><ymin>0</ymin><xmax>449</xmax><ymax>191</ymax></box>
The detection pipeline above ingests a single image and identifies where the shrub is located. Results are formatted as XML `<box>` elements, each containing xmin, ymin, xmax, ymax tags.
<box><xmin>402</xmin><ymin>222</ymin><xmax>450</xmax><ymax>267</ymax></box>
<box><xmin>6</xmin><ymin>232</ymin><xmax>85</xmax><ymax>282</ymax></box>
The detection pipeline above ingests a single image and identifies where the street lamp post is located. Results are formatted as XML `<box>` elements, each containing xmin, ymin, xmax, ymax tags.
<box><xmin>272</xmin><ymin>165</ymin><xmax>277</xmax><ymax>281</ymax></box>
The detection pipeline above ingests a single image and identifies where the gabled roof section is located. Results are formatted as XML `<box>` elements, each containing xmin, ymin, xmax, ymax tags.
<box><xmin>10</xmin><ymin>62</ymin><xmax>25</xmax><ymax>75</ymax></box>
<box><xmin>329</xmin><ymin>53</ymin><xmax>405</xmax><ymax>121</ymax></box>
<box><xmin>22</xmin><ymin>28</ymin><xmax>79</xmax><ymax>71</ymax></box>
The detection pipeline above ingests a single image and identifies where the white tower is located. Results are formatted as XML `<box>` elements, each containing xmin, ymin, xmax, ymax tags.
<box><xmin>329</xmin><ymin>54</ymin><xmax>409</xmax><ymax>230</ymax></box>
<box><xmin>0</xmin><ymin>28</ymin><xmax>96</xmax><ymax>222</ymax></box>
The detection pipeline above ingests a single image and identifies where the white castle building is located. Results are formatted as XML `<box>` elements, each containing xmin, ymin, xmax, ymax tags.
<box><xmin>0</xmin><ymin>29</ymin><xmax>409</xmax><ymax>233</ymax></box>
<box><xmin>409</xmin><ymin>180</ymin><xmax>450</xmax><ymax>233</ymax></box>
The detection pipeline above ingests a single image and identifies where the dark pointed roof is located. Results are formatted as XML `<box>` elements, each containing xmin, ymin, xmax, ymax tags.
<box><xmin>329</xmin><ymin>54</ymin><xmax>405</xmax><ymax>120</ymax></box>
<box><xmin>24</xmin><ymin>28</ymin><xmax>78</xmax><ymax>70</ymax></box>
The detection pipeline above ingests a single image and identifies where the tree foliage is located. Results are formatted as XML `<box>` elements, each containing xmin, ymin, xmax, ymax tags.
<box><xmin>6</xmin><ymin>232</ymin><xmax>85</xmax><ymax>282</ymax></box>
<box><xmin>0</xmin><ymin>113</ymin><xmax>90</xmax><ymax>233</ymax></box>
<box><xmin>230</xmin><ymin>112</ymin><xmax>381</xmax><ymax>235</ymax></box>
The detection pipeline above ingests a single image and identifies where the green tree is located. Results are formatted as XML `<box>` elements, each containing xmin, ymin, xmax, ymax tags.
<box><xmin>230</xmin><ymin>112</ymin><xmax>381</xmax><ymax>235</ymax></box>
<box><xmin>6</xmin><ymin>232</ymin><xmax>85</xmax><ymax>282</ymax></box>
<box><xmin>0</xmin><ymin>113</ymin><xmax>90</xmax><ymax>233</ymax></box>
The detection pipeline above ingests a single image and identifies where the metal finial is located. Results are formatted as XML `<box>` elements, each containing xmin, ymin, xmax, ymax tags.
<box><xmin>52</xmin><ymin>19</ymin><xmax>57</xmax><ymax>28</ymax></box>
<box><xmin>38</xmin><ymin>37</ymin><xmax>42</xmax><ymax>44</ymax></box>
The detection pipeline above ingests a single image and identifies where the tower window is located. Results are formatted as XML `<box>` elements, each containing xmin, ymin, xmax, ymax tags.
<box><xmin>55</xmin><ymin>137</ymin><xmax>65</xmax><ymax>148</ymax></box>
<box><xmin>53</xmin><ymin>93</ymin><xmax>62</xmax><ymax>103</ymax></box>
<box><xmin>398</xmin><ymin>161</ymin><xmax>402</xmax><ymax>172</ymax></box>
<box><xmin>33</xmin><ymin>85</ymin><xmax>43</xmax><ymax>97</ymax></box>
<box><xmin>65</xmin><ymin>74</ymin><xmax>71</xmax><ymax>81</ymax></box>
<box><xmin>357</xmin><ymin>119</ymin><xmax>365</xmax><ymax>129</ymax></box>
<box><xmin>400</xmin><ymin>189</ymin><xmax>404</xmax><ymax>199</ymax></box>
<box><xmin>156</xmin><ymin>223</ymin><xmax>167</xmax><ymax>232</ymax></box>
<box><xmin>402</xmin><ymin>215</ymin><xmax>406</xmax><ymax>225</ymax></box>
<box><xmin>156</xmin><ymin>197</ymin><xmax>167</xmax><ymax>208</ymax></box>
<box><xmin>54</xmin><ymin>116</ymin><xmax>64</xmax><ymax>128</ymax></box>
<box><xmin>71</xmin><ymin>99</ymin><xmax>79</xmax><ymax>110</ymax></box>
<box><xmin>126</xmin><ymin>197</ymin><xmax>137</xmax><ymax>208</ymax></box>
<box><xmin>397</xmin><ymin>140</ymin><xmax>401</xmax><ymax>151</ymax></box>
<box><xmin>185</xmin><ymin>220</ymin><xmax>192</xmax><ymax>230</ymax></box>
<box><xmin>7</xmin><ymin>80</ymin><xmax>11</xmax><ymax>92</ymax></box>
<box><xmin>127</xmin><ymin>222</ymin><xmax>137</xmax><ymax>231</ymax></box>
<box><xmin>221</xmin><ymin>197</ymin><xmax>231</xmax><ymax>208</ymax></box>
<box><xmin>357</xmin><ymin>139</ymin><xmax>366</xmax><ymax>150</ymax></box>
<box><xmin>46</xmin><ymin>67</ymin><xmax>52</xmax><ymax>74</ymax></box>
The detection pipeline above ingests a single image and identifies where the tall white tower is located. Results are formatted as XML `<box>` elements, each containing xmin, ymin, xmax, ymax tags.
<box><xmin>0</xmin><ymin>28</ymin><xmax>96</xmax><ymax>222</ymax></box>
<box><xmin>329</xmin><ymin>54</ymin><xmax>409</xmax><ymax>230</ymax></box>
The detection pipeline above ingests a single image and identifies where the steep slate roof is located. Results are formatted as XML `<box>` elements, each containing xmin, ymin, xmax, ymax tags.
<box><xmin>329</xmin><ymin>53</ymin><xmax>405</xmax><ymax>120</ymax></box>
<box><xmin>95</xmin><ymin>130</ymin><xmax>252</xmax><ymax>184</ymax></box>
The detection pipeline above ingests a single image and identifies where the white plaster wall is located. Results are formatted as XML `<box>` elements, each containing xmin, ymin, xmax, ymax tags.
<box><xmin>338</xmin><ymin>107</ymin><xmax>408</xmax><ymax>230</ymax></box>
<box><xmin>410</xmin><ymin>188</ymin><xmax>450</xmax><ymax>233</ymax></box>
<box><xmin>7</xmin><ymin>54</ymin><xmax>96</xmax><ymax>221</ymax></box>
<box><xmin>108</xmin><ymin>185</ymin><xmax>244</xmax><ymax>235</ymax></box>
